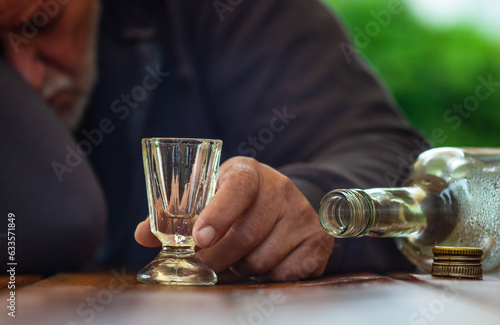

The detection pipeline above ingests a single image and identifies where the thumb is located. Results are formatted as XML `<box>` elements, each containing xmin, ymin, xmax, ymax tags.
<box><xmin>193</xmin><ymin>161</ymin><xmax>260</xmax><ymax>248</ymax></box>
<box><xmin>134</xmin><ymin>217</ymin><xmax>161</xmax><ymax>247</ymax></box>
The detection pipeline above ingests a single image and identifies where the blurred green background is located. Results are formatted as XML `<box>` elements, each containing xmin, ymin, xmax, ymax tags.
<box><xmin>323</xmin><ymin>0</ymin><xmax>500</xmax><ymax>147</ymax></box>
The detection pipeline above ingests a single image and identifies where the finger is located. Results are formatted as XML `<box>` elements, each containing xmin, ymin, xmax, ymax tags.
<box><xmin>230</xmin><ymin>201</ymin><xmax>329</xmax><ymax>277</ymax></box>
<box><xmin>193</xmin><ymin>158</ymin><xmax>260</xmax><ymax>248</ymax></box>
<box><xmin>196</xmin><ymin>162</ymin><xmax>310</xmax><ymax>275</ymax></box>
<box><xmin>134</xmin><ymin>217</ymin><xmax>161</xmax><ymax>247</ymax></box>
<box><xmin>264</xmin><ymin>235</ymin><xmax>334</xmax><ymax>282</ymax></box>
<box><xmin>229</xmin><ymin>217</ymin><xmax>296</xmax><ymax>277</ymax></box>
<box><xmin>195</xmin><ymin>194</ymin><xmax>279</xmax><ymax>273</ymax></box>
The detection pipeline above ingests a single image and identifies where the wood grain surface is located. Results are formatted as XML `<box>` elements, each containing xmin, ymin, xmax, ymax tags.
<box><xmin>1</xmin><ymin>270</ymin><xmax>499</xmax><ymax>325</ymax></box>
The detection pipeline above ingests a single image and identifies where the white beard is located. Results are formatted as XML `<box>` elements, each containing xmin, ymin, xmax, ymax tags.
<box><xmin>41</xmin><ymin>1</ymin><xmax>99</xmax><ymax>131</ymax></box>
<box><xmin>40</xmin><ymin>55</ymin><xmax>97</xmax><ymax>130</ymax></box>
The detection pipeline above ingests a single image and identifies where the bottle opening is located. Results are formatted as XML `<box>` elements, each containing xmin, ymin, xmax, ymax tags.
<box><xmin>319</xmin><ymin>189</ymin><xmax>374</xmax><ymax>238</ymax></box>
<box><xmin>326</xmin><ymin>196</ymin><xmax>351</xmax><ymax>235</ymax></box>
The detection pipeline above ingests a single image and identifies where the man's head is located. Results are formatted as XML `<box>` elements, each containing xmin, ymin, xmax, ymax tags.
<box><xmin>0</xmin><ymin>0</ymin><xmax>99</xmax><ymax>129</ymax></box>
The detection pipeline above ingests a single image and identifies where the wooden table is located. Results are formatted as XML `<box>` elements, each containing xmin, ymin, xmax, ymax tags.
<box><xmin>1</xmin><ymin>270</ymin><xmax>499</xmax><ymax>325</ymax></box>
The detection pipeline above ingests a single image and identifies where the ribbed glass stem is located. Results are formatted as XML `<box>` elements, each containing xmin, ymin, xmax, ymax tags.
<box><xmin>160</xmin><ymin>245</ymin><xmax>195</xmax><ymax>258</ymax></box>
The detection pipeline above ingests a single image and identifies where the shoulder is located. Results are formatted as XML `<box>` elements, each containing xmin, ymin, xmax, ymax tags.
<box><xmin>171</xmin><ymin>0</ymin><xmax>349</xmax><ymax>47</ymax></box>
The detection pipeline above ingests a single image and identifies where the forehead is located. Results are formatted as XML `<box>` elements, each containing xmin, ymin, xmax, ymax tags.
<box><xmin>0</xmin><ymin>0</ymin><xmax>51</xmax><ymax>28</ymax></box>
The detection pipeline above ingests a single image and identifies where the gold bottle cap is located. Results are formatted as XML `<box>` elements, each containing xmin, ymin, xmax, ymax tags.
<box><xmin>432</xmin><ymin>246</ymin><xmax>483</xmax><ymax>256</ymax></box>
<box><xmin>431</xmin><ymin>246</ymin><xmax>483</xmax><ymax>280</ymax></box>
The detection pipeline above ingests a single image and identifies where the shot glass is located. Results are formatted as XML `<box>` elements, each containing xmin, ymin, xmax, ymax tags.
<box><xmin>137</xmin><ymin>138</ymin><xmax>222</xmax><ymax>285</ymax></box>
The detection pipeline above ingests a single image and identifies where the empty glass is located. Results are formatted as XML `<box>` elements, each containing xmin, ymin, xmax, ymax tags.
<box><xmin>137</xmin><ymin>138</ymin><xmax>222</xmax><ymax>285</ymax></box>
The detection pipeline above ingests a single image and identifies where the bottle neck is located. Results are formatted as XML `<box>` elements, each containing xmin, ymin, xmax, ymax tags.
<box><xmin>319</xmin><ymin>187</ymin><xmax>430</xmax><ymax>238</ymax></box>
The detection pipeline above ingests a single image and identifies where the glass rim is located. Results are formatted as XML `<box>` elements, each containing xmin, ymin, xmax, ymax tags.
<box><xmin>142</xmin><ymin>137</ymin><xmax>222</xmax><ymax>145</ymax></box>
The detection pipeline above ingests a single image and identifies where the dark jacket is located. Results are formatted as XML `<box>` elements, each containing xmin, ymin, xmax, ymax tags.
<box><xmin>0</xmin><ymin>0</ymin><xmax>428</xmax><ymax>274</ymax></box>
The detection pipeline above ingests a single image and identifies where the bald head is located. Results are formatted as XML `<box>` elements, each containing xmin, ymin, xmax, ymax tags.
<box><xmin>0</xmin><ymin>0</ymin><xmax>40</xmax><ymax>28</ymax></box>
<box><xmin>0</xmin><ymin>0</ymin><xmax>99</xmax><ymax>129</ymax></box>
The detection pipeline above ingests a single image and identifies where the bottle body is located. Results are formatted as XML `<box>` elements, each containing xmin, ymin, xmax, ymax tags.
<box><xmin>319</xmin><ymin>147</ymin><xmax>500</xmax><ymax>273</ymax></box>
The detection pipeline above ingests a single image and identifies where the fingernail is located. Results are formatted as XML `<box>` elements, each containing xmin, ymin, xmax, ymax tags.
<box><xmin>196</xmin><ymin>226</ymin><xmax>216</xmax><ymax>248</ymax></box>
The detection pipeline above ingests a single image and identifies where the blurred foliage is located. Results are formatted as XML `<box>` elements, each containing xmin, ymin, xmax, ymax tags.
<box><xmin>323</xmin><ymin>0</ymin><xmax>500</xmax><ymax>147</ymax></box>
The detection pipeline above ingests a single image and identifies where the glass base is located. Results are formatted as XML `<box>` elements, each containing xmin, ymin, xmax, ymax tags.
<box><xmin>137</xmin><ymin>246</ymin><xmax>217</xmax><ymax>286</ymax></box>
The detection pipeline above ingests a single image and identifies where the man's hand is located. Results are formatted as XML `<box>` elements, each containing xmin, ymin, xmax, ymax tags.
<box><xmin>135</xmin><ymin>156</ymin><xmax>334</xmax><ymax>281</ymax></box>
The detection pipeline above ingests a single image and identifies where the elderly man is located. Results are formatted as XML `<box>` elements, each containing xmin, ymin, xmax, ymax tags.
<box><xmin>0</xmin><ymin>0</ymin><xmax>427</xmax><ymax>279</ymax></box>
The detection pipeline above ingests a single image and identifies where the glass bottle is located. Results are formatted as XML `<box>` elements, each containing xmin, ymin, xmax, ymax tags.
<box><xmin>319</xmin><ymin>147</ymin><xmax>500</xmax><ymax>274</ymax></box>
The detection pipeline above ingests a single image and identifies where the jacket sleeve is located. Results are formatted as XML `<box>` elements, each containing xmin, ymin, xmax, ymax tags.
<box><xmin>191</xmin><ymin>0</ymin><xmax>429</xmax><ymax>273</ymax></box>
<box><xmin>0</xmin><ymin>58</ymin><xmax>106</xmax><ymax>274</ymax></box>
